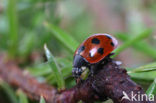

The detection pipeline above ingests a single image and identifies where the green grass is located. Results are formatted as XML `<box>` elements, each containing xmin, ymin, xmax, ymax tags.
<box><xmin>113</xmin><ymin>29</ymin><xmax>152</xmax><ymax>57</ymax></box>
<box><xmin>7</xmin><ymin>0</ymin><xmax>18</xmax><ymax>57</ymax></box>
<box><xmin>146</xmin><ymin>78</ymin><xmax>156</xmax><ymax>96</ymax></box>
<box><xmin>17</xmin><ymin>90</ymin><xmax>29</xmax><ymax>103</ymax></box>
<box><xmin>44</xmin><ymin>22</ymin><xmax>79</xmax><ymax>53</ymax></box>
<box><xmin>44</xmin><ymin>44</ymin><xmax>65</xmax><ymax>89</ymax></box>
<box><xmin>0</xmin><ymin>81</ymin><xmax>18</xmax><ymax>103</ymax></box>
<box><xmin>127</xmin><ymin>63</ymin><xmax>156</xmax><ymax>81</ymax></box>
<box><xmin>116</xmin><ymin>33</ymin><xmax>156</xmax><ymax>59</ymax></box>
<box><xmin>128</xmin><ymin>62</ymin><xmax>156</xmax><ymax>73</ymax></box>
<box><xmin>39</xmin><ymin>96</ymin><xmax>46</xmax><ymax>103</ymax></box>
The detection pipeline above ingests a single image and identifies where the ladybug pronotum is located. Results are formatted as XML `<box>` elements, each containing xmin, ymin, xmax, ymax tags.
<box><xmin>72</xmin><ymin>33</ymin><xmax>118</xmax><ymax>79</ymax></box>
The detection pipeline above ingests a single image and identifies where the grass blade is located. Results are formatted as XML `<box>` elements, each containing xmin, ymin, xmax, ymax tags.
<box><xmin>27</xmin><ymin>63</ymin><xmax>52</xmax><ymax>76</ymax></box>
<box><xmin>40</xmin><ymin>96</ymin><xmax>46</xmax><ymax>103</ymax></box>
<box><xmin>146</xmin><ymin>78</ymin><xmax>156</xmax><ymax>96</ymax></box>
<box><xmin>128</xmin><ymin>62</ymin><xmax>156</xmax><ymax>73</ymax></box>
<box><xmin>7</xmin><ymin>0</ymin><xmax>18</xmax><ymax>57</ymax></box>
<box><xmin>113</xmin><ymin>29</ymin><xmax>152</xmax><ymax>57</ymax></box>
<box><xmin>44</xmin><ymin>44</ymin><xmax>65</xmax><ymax>89</ymax></box>
<box><xmin>17</xmin><ymin>89</ymin><xmax>29</xmax><ymax>103</ymax></box>
<box><xmin>18</xmin><ymin>32</ymin><xmax>35</xmax><ymax>57</ymax></box>
<box><xmin>0</xmin><ymin>80</ymin><xmax>18</xmax><ymax>103</ymax></box>
<box><xmin>128</xmin><ymin>71</ymin><xmax>156</xmax><ymax>81</ymax></box>
<box><xmin>128</xmin><ymin>62</ymin><xmax>156</xmax><ymax>81</ymax></box>
<box><xmin>116</xmin><ymin>34</ymin><xmax>156</xmax><ymax>59</ymax></box>
<box><xmin>46</xmin><ymin>66</ymin><xmax>72</xmax><ymax>84</ymax></box>
<box><xmin>44</xmin><ymin>22</ymin><xmax>79</xmax><ymax>52</ymax></box>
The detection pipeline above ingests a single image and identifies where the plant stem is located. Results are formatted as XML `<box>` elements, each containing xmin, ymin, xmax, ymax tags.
<box><xmin>7</xmin><ymin>0</ymin><xmax>18</xmax><ymax>57</ymax></box>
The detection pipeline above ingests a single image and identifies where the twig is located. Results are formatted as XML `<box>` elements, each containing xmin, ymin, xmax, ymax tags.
<box><xmin>0</xmin><ymin>54</ymin><xmax>154</xmax><ymax>103</ymax></box>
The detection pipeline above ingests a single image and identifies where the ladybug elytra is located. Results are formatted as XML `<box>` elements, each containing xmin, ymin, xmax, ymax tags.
<box><xmin>72</xmin><ymin>33</ymin><xmax>118</xmax><ymax>79</ymax></box>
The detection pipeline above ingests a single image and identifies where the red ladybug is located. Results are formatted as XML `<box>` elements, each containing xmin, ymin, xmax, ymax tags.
<box><xmin>72</xmin><ymin>33</ymin><xmax>118</xmax><ymax>79</ymax></box>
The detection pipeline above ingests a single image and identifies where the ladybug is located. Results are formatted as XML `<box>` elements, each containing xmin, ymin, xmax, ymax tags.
<box><xmin>72</xmin><ymin>33</ymin><xmax>118</xmax><ymax>79</ymax></box>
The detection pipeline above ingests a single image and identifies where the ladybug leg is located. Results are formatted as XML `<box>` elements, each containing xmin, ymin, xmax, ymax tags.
<box><xmin>100</xmin><ymin>53</ymin><xmax>114</xmax><ymax>64</ymax></box>
<box><xmin>106</xmin><ymin>53</ymin><xmax>114</xmax><ymax>61</ymax></box>
<box><xmin>90</xmin><ymin>69</ymin><xmax>94</xmax><ymax>76</ymax></box>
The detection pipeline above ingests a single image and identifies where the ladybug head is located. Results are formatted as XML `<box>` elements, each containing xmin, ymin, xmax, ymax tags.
<box><xmin>72</xmin><ymin>54</ymin><xmax>89</xmax><ymax>78</ymax></box>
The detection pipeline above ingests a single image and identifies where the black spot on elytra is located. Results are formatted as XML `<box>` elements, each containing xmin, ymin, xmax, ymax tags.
<box><xmin>92</xmin><ymin>38</ymin><xmax>100</xmax><ymax>44</ymax></box>
<box><xmin>98</xmin><ymin>48</ymin><xmax>104</xmax><ymax>55</ymax></box>
<box><xmin>105</xmin><ymin>35</ymin><xmax>112</xmax><ymax>39</ymax></box>
<box><xmin>110</xmin><ymin>42</ymin><xmax>114</xmax><ymax>47</ymax></box>
<box><xmin>78</xmin><ymin>46</ymin><xmax>85</xmax><ymax>54</ymax></box>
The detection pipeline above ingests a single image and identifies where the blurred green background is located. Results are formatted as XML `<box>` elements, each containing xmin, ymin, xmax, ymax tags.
<box><xmin>0</xmin><ymin>0</ymin><xmax>156</xmax><ymax>103</ymax></box>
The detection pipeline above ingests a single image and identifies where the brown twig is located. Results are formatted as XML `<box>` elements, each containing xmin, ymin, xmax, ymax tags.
<box><xmin>0</xmin><ymin>54</ymin><xmax>154</xmax><ymax>103</ymax></box>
